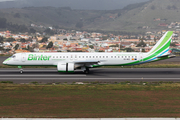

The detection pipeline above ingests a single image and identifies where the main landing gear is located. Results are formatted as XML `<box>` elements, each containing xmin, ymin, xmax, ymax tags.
<box><xmin>18</xmin><ymin>66</ymin><xmax>23</xmax><ymax>74</ymax></box>
<box><xmin>81</xmin><ymin>67</ymin><xmax>90</xmax><ymax>74</ymax></box>
<box><xmin>84</xmin><ymin>67</ymin><xmax>89</xmax><ymax>74</ymax></box>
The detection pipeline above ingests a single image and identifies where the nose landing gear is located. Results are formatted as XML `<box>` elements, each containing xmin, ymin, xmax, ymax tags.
<box><xmin>18</xmin><ymin>66</ymin><xmax>23</xmax><ymax>74</ymax></box>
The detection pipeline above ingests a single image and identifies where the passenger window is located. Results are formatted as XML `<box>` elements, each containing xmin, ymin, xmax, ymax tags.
<box><xmin>106</xmin><ymin>56</ymin><xmax>108</xmax><ymax>58</ymax></box>
<box><xmin>56</xmin><ymin>56</ymin><xmax>58</xmax><ymax>58</ymax></box>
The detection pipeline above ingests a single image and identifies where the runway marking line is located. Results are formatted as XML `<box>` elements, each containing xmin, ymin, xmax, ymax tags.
<box><xmin>0</xmin><ymin>75</ymin><xmax>86</xmax><ymax>77</ymax></box>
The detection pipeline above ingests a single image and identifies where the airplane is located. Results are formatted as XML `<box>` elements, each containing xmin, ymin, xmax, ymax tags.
<box><xmin>3</xmin><ymin>31</ymin><xmax>175</xmax><ymax>74</ymax></box>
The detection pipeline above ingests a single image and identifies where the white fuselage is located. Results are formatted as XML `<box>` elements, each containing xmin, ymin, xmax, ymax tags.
<box><xmin>3</xmin><ymin>52</ymin><xmax>147</xmax><ymax>66</ymax></box>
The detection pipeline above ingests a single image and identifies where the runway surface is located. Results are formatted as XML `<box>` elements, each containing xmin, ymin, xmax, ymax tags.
<box><xmin>0</xmin><ymin>68</ymin><xmax>180</xmax><ymax>83</ymax></box>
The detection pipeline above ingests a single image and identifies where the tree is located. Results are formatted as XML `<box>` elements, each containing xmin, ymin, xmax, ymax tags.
<box><xmin>170</xmin><ymin>42</ymin><xmax>177</xmax><ymax>47</ymax></box>
<box><xmin>125</xmin><ymin>48</ymin><xmax>134</xmax><ymax>52</ymax></box>
<box><xmin>40</xmin><ymin>37</ymin><xmax>48</xmax><ymax>43</ymax></box>
<box><xmin>26</xmin><ymin>45</ymin><xmax>30</xmax><ymax>50</ymax></box>
<box><xmin>44</xmin><ymin>28</ymin><xmax>54</xmax><ymax>35</ymax></box>
<box><xmin>0</xmin><ymin>47</ymin><xmax>4</xmax><ymax>50</ymax></box>
<box><xmin>136</xmin><ymin>39</ymin><xmax>146</xmax><ymax>47</ymax></box>
<box><xmin>14</xmin><ymin>44</ymin><xmax>19</xmax><ymax>50</ymax></box>
<box><xmin>46</xmin><ymin>41</ymin><xmax>53</xmax><ymax>49</ymax></box>
<box><xmin>154</xmin><ymin>37</ymin><xmax>157</xmax><ymax>43</ymax></box>
<box><xmin>20</xmin><ymin>38</ymin><xmax>26</xmax><ymax>43</ymax></box>
<box><xmin>89</xmin><ymin>45</ymin><xmax>94</xmax><ymax>49</ymax></box>
<box><xmin>6</xmin><ymin>38</ymin><xmax>15</xmax><ymax>42</ymax></box>
<box><xmin>0</xmin><ymin>36</ymin><xmax>4</xmax><ymax>43</ymax></box>
<box><xmin>142</xmin><ymin>49</ymin><xmax>145</xmax><ymax>52</ymax></box>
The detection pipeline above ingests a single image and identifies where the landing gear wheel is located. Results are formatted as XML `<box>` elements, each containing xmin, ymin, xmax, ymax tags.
<box><xmin>84</xmin><ymin>68</ymin><xmax>89</xmax><ymax>74</ymax></box>
<box><xmin>20</xmin><ymin>69</ymin><xmax>23</xmax><ymax>74</ymax></box>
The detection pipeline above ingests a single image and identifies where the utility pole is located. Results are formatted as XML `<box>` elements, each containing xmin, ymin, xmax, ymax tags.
<box><xmin>119</xmin><ymin>36</ymin><xmax>121</xmax><ymax>52</ymax></box>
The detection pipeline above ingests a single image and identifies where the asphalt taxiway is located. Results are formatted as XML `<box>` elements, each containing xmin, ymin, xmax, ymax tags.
<box><xmin>0</xmin><ymin>68</ymin><xmax>180</xmax><ymax>83</ymax></box>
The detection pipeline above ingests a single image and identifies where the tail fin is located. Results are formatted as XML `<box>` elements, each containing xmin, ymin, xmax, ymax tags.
<box><xmin>147</xmin><ymin>31</ymin><xmax>173</xmax><ymax>57</ymax></box>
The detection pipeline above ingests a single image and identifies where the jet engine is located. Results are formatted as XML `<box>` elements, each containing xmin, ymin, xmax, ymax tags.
<box><xmin>57</xmin><ymin>63</ymin><xmax>75</xmax><ymax>73</ymax></box>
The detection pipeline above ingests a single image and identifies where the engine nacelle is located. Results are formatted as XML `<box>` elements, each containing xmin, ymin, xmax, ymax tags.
<box><xmin>57</xmin><ymin>63</ymin><xmax>74</xmax><ymax>73</ymax></box>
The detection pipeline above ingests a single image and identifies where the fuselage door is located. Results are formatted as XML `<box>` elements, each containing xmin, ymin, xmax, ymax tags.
<box><xmin>70</xmin><ymin>54</ymin><xmax>78</xmax><ymax>61</ymax></box>
<box><xmin>139</xmin><ymin>53</ymin><xmax>143</xmax><ymax>62</ymax></box>
<box><xmin>21</xmin><ymin>53</ymin><xmax>26</xmax><ymax>62</ymax></box>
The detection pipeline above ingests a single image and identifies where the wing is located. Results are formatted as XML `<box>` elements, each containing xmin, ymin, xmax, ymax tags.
<box><xmin>157</xmin><ymin>54</ymin><xmax>176</xmax><ymax>59</ymax></box>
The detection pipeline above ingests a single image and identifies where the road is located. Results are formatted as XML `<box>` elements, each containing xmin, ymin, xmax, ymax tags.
<box><xmin>0</xmin><ymin>68</ymin><xmax>180</xmax><ymax>83</ymax></box>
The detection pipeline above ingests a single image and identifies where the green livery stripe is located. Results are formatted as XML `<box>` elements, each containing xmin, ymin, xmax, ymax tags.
<box><xmin>143</xmin><ymin>40</ymin><xmax>171</xmax><ymax>61</ymax></box>
<box><xmin>4</xmin><ymin>58</ymin><xmax>11</xmax><ymax>62</ymax></box>
<box><xmin>148</xmin><ymin>31</ymin><xmax>173</xmax><ymax>55</ymax></box>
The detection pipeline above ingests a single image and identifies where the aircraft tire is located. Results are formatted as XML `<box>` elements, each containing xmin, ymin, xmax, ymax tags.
<box><xmin>84</xmin><ymin>68</ymin><xmax>89</xmax><ymax>74</ymax></box>
<box><xmin>20</xmin><ymin>69</ymin><xmax>23</xmax><ymax>74</ymax></box>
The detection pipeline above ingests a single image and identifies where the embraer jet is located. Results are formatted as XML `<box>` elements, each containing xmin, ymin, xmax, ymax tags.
<box><xmin>3</xmin><ymin>31</ymin><xmax>175</xmax><ymax>74</ymax></box>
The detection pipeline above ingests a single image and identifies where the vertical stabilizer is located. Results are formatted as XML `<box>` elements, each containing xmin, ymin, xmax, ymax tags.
<box><xmin>147</xmin><ymin>31</ymin><xmax>173</xmax><ymax>57</ymax></box>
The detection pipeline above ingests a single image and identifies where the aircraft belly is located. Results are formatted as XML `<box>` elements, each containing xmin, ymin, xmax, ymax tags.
<box><xmin>102</xmin><ymin>60</ymin><xmax>134</xmax><ymax>66</ymax></box>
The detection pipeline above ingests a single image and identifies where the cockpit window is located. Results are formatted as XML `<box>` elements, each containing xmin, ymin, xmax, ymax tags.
<box><xmin>10</xmin><ymin>55</ymin><xmax>16</xmax><ymax>58</ymax></box>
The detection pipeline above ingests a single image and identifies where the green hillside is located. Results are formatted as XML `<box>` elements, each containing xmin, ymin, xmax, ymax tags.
<box><xmin>0</xmin><ymin>0</ymin><xmax>180</xmax><ymax>32</ymax></box>
<box><xmin>99</xmin><ymin>0</ymin><xmax>180</xmax><ymax>31</ymax></box>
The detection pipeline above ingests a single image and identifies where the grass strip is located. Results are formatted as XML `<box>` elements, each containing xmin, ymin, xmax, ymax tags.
<box><xmin>0</xmin><ymin>83</ymin><xmax>180</xmax><ymax>118</ymax></box>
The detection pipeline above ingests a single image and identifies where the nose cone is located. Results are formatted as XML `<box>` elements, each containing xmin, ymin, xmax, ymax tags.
<box><xmin>3</xmin><ymin>60</ymin><xmax>7</xmax><ymax>65</ymax></box>
<box><xmin>3</xmin><ymin>60</ymin><xmax>8</xmax><ymax>65</ymax></box>
<box><xmin>3</xmin><ymin>58</ymin><xmax>11</xmax><ymax>65</ymax></box>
